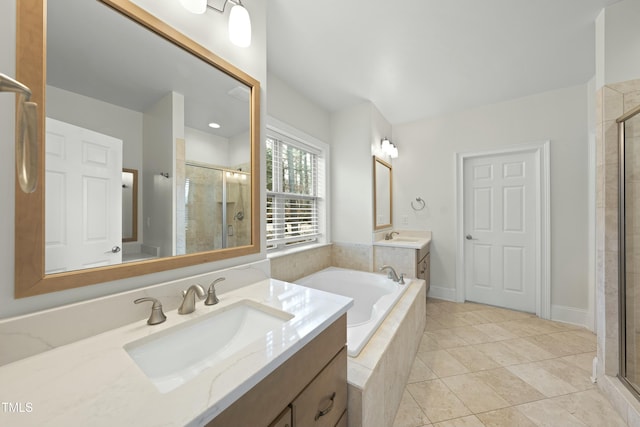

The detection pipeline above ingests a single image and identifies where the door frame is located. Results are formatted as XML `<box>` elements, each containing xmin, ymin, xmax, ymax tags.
<box><xmin>454</xmin><ymin>141</ymin><xmax>551</xmax><ymax>319</ymax></box>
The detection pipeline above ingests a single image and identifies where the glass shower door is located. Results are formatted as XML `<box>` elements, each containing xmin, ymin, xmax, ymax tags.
<box><xmin>184</xmin><ymin>164</ymin><xmax>223</xmax><ymax>253</ymax></box>
<box><xmin>622</xmin><ymin>109</ymin><xmax>640</xmax><ymax>394</ymax></box>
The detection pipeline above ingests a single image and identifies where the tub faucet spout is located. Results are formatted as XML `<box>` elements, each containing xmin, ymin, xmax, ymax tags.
<box><xmin>379</xmin><ymin>265</ymin><xmax>405</xmax><ymax>284</ymax></box>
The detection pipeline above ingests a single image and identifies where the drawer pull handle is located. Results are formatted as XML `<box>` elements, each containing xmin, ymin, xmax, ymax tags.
<box><xmin>314</xmin><ymin>391</ymin><xmax>336</xmax><ymax>421</ymax></box>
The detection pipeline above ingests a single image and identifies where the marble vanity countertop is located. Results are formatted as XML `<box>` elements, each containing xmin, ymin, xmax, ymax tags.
<box><xmin>373</xmin><ymin>234</ymin><xmax>431</xmax><ymax>250</ymax></box>
<box><xmin>0</xmin><ymin>279</ymin><xmax>352</xmax><ymax>427</ymax></box>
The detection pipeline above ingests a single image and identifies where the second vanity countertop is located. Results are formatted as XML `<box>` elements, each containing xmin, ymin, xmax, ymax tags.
<box><xmin>0</xmin><ymin>279</ymin><xmax>353</xmax><ymax>427</ymax></box>
<box><xmin>373</xmin><ymin>233</ymin><xmax>431</xmax><ymax>251</ymax></box>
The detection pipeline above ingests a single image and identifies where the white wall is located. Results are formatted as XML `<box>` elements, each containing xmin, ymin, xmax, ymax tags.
<box><xmin>185</xmin><ymin>127</ymin><xmax>230</xmax><ymax>165</ymax></box>
<box><xmin>331</xmin><ymin>102</ymin><xmax>392</xmax><ymax>244</ymax></box>
<box><xmin>267</xmin><ymin>72</ymin><xmax>331</xmax><ymax>143</ymax></box>
<box><xmin>596</xmin><ymin>0</ymin><xmax>640</xmax><ymax>87</ymax></box>
<box><xmin>393</xmin><ymin>84</ymin><xmax>590</xmax><ymax>311</ymax></box>
<box><xmin>0</xmin><ymin>0</ymin><xmax>266</xmax><ymax>318</ymax></box>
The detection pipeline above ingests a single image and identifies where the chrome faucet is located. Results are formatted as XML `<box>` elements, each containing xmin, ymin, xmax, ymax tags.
<box><xmin>379</xmin><ymin>265</ymin><xmax>405</xmax><ymax>285</ymax></box>
<box><xmin>178</xmin><ymin>284</ymin><xmax>205</xmax><ymax>314</ymax></box>
<box><xmin>384</xmin><ymin>231</ymin><xmax>399</xmax><ymax>240</ymax></box>
<box><xmin>205</xmin><ymin>277</ymin><xmax>226</xmax><ymax>306</ymax></box>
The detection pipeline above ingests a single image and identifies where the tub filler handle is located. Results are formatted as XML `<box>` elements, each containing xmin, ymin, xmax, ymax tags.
<box><xmin>314</xmin><ymin>391</ymin><xmax>336</xmax><ymax>421</ymax></box>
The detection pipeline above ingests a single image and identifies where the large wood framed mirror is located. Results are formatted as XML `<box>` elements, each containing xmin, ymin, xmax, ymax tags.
<box><xmin>15</xmin><ymin>0</ymin><xmax>260</xmax><ymax>298</ymax></box>
<box><xmin>373</xmin><ymin>156</ymin><xmax>392</xmax><ymax>230</ymax></box>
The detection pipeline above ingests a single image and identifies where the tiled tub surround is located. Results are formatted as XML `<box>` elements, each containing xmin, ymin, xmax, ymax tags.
<box><xmin>596</xmin><ymin>77</ymin><xmax>640</xmax><ymax>424</ymax></box>
<box><xmin>0</xmin><ymin>277</ymin><xmax>352</xmax><ymax>426</ymax></box>
<box><xmin>348</xmin><ymin>278</ymin><xmax>427</xmax><ymax>427</ymax></box>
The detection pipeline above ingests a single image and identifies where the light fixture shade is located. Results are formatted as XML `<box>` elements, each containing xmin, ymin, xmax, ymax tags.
<box><xmin>381</xmin><ymin>138</ymin><xmax>391</xmax><ymax>152</ymax></box>
<box><xmin>179</xmin><ymin>0</ymin><xmax>207</xmax><ymax>14</ymax></box>
<box><xmin>390</xmin><ymin>144</ymin><xmax>399</xmax><ymax>158</ymax></box>
<box><xmin>229</xmin><ymin>3</ymin><xmax>252</xmax><ymax>47</ymax></box>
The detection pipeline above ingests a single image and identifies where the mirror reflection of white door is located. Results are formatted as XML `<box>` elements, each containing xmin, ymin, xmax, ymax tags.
<box><xmin>45</xmin><ymin>118</ymin><xmax>123</xmax><ymax>273</ymax></box>
<box><xmin>463</xmin><ymin>150</ymin><xmax>537</xmax><ymax>313</ymax></box>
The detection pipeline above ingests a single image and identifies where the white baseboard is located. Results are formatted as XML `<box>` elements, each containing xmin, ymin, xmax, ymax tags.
<box><xmin>427</xmin><ymin>285</ymin><xmax>457</xmax><ymax>302</ymax></box>
<box><xmin>551</xmin><ymin>304</ymin><xmax>591</xmax><ymax>329</ymax></box>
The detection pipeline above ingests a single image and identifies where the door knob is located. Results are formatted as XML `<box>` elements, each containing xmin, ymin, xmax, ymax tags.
<box><xmin>465</xmin><ymin>234</ymin><xmax>478</xmax><ymax>240</ymax></box>
<box><xmin>111</xmin><ymin>246</ymin><xmax>121</xmax><ymax>253</ymax></box>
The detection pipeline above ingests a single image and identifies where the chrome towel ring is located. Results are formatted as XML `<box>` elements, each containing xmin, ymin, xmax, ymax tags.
<box><xmin>411</xmin><ymin>197</ymin><xmax>426</xmax><ymax>211</ymax></box>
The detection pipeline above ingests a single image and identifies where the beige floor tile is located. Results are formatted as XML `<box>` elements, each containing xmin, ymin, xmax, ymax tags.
<box><xmin>472</xmin><ymin>324</ymin><xmax>518</xmax><ymax>341</ymax></box>
<box><xmin>446</xmin><ymin>346</ymin><xmax>501</xmax><ymax>372</ymax></box>
<box><xmin>493</xmin><ymin>320</ymin><xmax>542</xmax><ymax>337</ymax></box>
<box><xmin>393</xmin><ymin>390</ymin><xmax>432</xmax><ymax>427</ymax></box>
<box><xmin>419</xmin><ymin>333</ymin><xmax>443</xmax><ymax>353</ymax></box>
<box><xmin>448</xmin><ymin>326</ymin><xmax>495</xmax><ymax>345</ymax></box>
<box><xmin>476</xmin><ymin>407</ymin><xmax>537</xmax><ymax>427</ymax></box>
<box><xmin>453</xmin><ymin>311</ymin><xmax>493</xmax><ymax>326</ymax></box>
<box><xmin>394</xmin><ymin>301</ymin><xmax>621</xmax><ymax>427</ymax></box>
<box><xmin>499</xmin><ymin>338</ymin><xmax>556</xmax><ymax>362</ymax></box>
<box><xmin>560</xmin><ymin>351</ymin><xmax>596</xmax><ymax>373</ymax></box>
<box><xmin>442</xmin><ymin>374</ymin><xmax>510</xmax><ymax>413</ymax></box>
<box><xmin>408</xmin><ymin>355</ymin><xmax>438</xmax><ymax>383</ymax></box>
<box><xmin>473</xmin><ymin>341</ymin><xmax>532</xmax><ymax>366</ymax></box>
<box><xmin>551</xmin><ymin>389</ymin><xmax>627</xmax><ymax>427</ymax></box>
<box><xmin>433</xmin><ymin>415</ymin><xmax>486</xmax><ymax>427</ymax></box>
<box><xmin>548</xmin><ymin>331</ymin><xmax>596</xmax><ymax>353</ymax></box>
<box><xmin>533</xmin><ymin>358</ymin><xmax>595</xmax><ymax>391</ymax></box>
<box><xmin>425</xmin><ymin>330</ymin><xmax>471</xmax><ymax>349</ymax></box>
<box><xmin>472</xmin><ymin>368</ymin><xmax>545</xmax><ymax>405</ymax></box>
<box><xmin>507</xmin><ymin>362</ymin><xmax>578</xmax><ymax>397</ymax></box>
<box><xmin>407</xmin><ymin>379</ymin><xmax>472</xmax><ymax>423</ymax></box>
<box><xmin>426</xmin><ymin>316</ymin><xmax>450</xmax><ymax>332</ymax></box>
<box><xmin>417</xmin><ymin>350</ymin><xmax>470</xmax><ymax>377</ymax></box>
<box><xmin>522</xmin><ymin>333</ymin><xmax>577</xmax><ymax>357</ymax></box>
<box><xmin>516</xmin><ymin>399</ymin><xmax>589</xmax><ymax>426</ymax></box>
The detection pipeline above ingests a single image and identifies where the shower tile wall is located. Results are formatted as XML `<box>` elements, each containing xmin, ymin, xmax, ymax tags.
<box><xmin>185</xmin><ymin>165</ymin><xmax>223</xmax><ymax>253</ymax></box>
<box><xmin>596</xmin><ymin>78</ymin><xmax>640</xmax><ymax>420</ymax></box>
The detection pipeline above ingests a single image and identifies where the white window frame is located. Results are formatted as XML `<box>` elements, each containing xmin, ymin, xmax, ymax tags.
<box><xmin>266</xmin><ymin>117</ymin><xmax>330</xmax><ymax>253</ymax></box>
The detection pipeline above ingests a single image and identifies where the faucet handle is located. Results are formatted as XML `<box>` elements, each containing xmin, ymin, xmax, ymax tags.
<box><xmin>205</xmin><ymin>277</ymin><xmax>226</xmax><ymax>306</ymax></box>
<box><xmin>398</xmin><ymin>273</ymin><xmax>406</xmax><ymax>285</ymax></box>
<box><xmin>134</xmin><ymin>297</ymin><xmax>167</xmax><ymax>325</ymax></box>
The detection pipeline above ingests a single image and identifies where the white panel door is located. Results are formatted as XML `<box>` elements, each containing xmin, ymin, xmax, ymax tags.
<box><xmin>45</xmin><ymin>118</ymin><xmax>123</xmax><ymax>273</ymax></box>
<box><xmin>464</xmin><ymin>150</ymin><xmax>537</xmax><ymax>312</ymax></box>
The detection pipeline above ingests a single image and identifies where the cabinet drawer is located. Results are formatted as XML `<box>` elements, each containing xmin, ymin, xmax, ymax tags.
<box><xmin>334</xmin><ymin>410</ymin><xmax>347</xmax><ymax>427</ymax></box>
<box><xmin>292</xmin><ymin>347</ymin><xmax>347</xmax><ymax>427</ymax></box>
<box><xmin>269</xmin><ymin>407</ymin><xmax>292</xmax><ymax>427</ymax></box>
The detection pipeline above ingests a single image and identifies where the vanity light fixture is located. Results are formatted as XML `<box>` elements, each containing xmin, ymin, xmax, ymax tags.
<box><xmin>380</xmin><ymin>137</ymin><xmax>399</xmax><ymax>159</ymax></box>
<box><xmin>180</xmin><ymin>0</ymin><xmax>252</xmax><ymax>48</ymax></box>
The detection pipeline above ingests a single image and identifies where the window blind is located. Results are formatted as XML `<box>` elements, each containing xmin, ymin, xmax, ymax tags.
<box><xmin>266</xmin><ymin>136</ymin><xmax>320</xmax><ymax>249</ymax></box>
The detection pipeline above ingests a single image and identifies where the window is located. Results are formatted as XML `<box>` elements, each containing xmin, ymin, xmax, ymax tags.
<box><xmin>266</xmin><ymin>127</ymin><xmax>326</xmax><ymax>251</ymax></box>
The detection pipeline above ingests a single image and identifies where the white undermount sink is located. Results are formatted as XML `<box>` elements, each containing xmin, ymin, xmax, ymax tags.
<box><xmin>124</xmin><ymin>300</ymin><xmax>294</xmax><ymax>393</ymax></box>
<box><xmin>392</xmin><ymin>237</ymin><xmax>419</xmax><ymax>242</ymax></box>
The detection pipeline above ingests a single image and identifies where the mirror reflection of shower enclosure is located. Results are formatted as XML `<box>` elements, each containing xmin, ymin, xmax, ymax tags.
<box><xmin>183</xmin><ymin>163</ymin><xmax>250</xmax><ymax>253</ymax></box>
<box><xmin>620</xmin><ymin>103</ymin><xmax>640</xmax><ymax>397</ymax></box>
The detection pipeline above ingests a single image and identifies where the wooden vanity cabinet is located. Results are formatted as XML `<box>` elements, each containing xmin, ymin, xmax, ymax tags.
<box><xmin>206</xmin><ymin>314</ymin><xmax>347</xmax><ymax>427</ymax></box>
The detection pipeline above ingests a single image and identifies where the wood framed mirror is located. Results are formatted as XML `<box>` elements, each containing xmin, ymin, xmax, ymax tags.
<box><xmin>15</xmin><ymin>0</ymin><xmax>260</xmax><ymax>298</ymax></box>
<box><xmin>373</xmin><ymin>156</ymin><xmax>392</xmax><ymax>230</ymax></box>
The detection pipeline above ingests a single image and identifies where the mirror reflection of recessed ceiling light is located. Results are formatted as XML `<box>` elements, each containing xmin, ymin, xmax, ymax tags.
<box><xmin>208</xmin><ymin>122</ymin><xmax>221</xmax><ymax>129</ymax></box>
<box><xmin>180</xmin><ymin>0</ymin><xmax>252</xmax><ymax>48</ymax></box>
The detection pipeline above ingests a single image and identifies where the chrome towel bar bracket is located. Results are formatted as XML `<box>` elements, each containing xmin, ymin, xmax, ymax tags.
<box><xmin>0</xmin><ymin>73</ymin><xmax>38</xmax><ymax>193</ymax></box>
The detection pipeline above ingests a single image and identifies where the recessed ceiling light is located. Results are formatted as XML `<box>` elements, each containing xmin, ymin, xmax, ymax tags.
<box><xmin>208</xmin><ymin>122</ymin><xmax>221</xmax><ymax>129</ymax></box>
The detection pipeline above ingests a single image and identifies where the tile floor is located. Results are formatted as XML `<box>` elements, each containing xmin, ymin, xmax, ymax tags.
<box><xmin>392</xmin><ymin>298</ymin><xmax>627</xmax><ymax>427</ymax></box>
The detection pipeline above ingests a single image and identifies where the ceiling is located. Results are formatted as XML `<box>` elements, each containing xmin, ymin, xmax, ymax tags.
<box><xmin>267</xmin><ymin>0</ymin><xmax>620</xmax><ymax>125</ymax></box>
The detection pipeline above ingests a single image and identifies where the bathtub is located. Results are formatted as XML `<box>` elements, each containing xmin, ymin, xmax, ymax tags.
<box><xmin>296</xmin><ymin>267</ymin><xmax>411</xmax><ymax>357</ymax></box>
